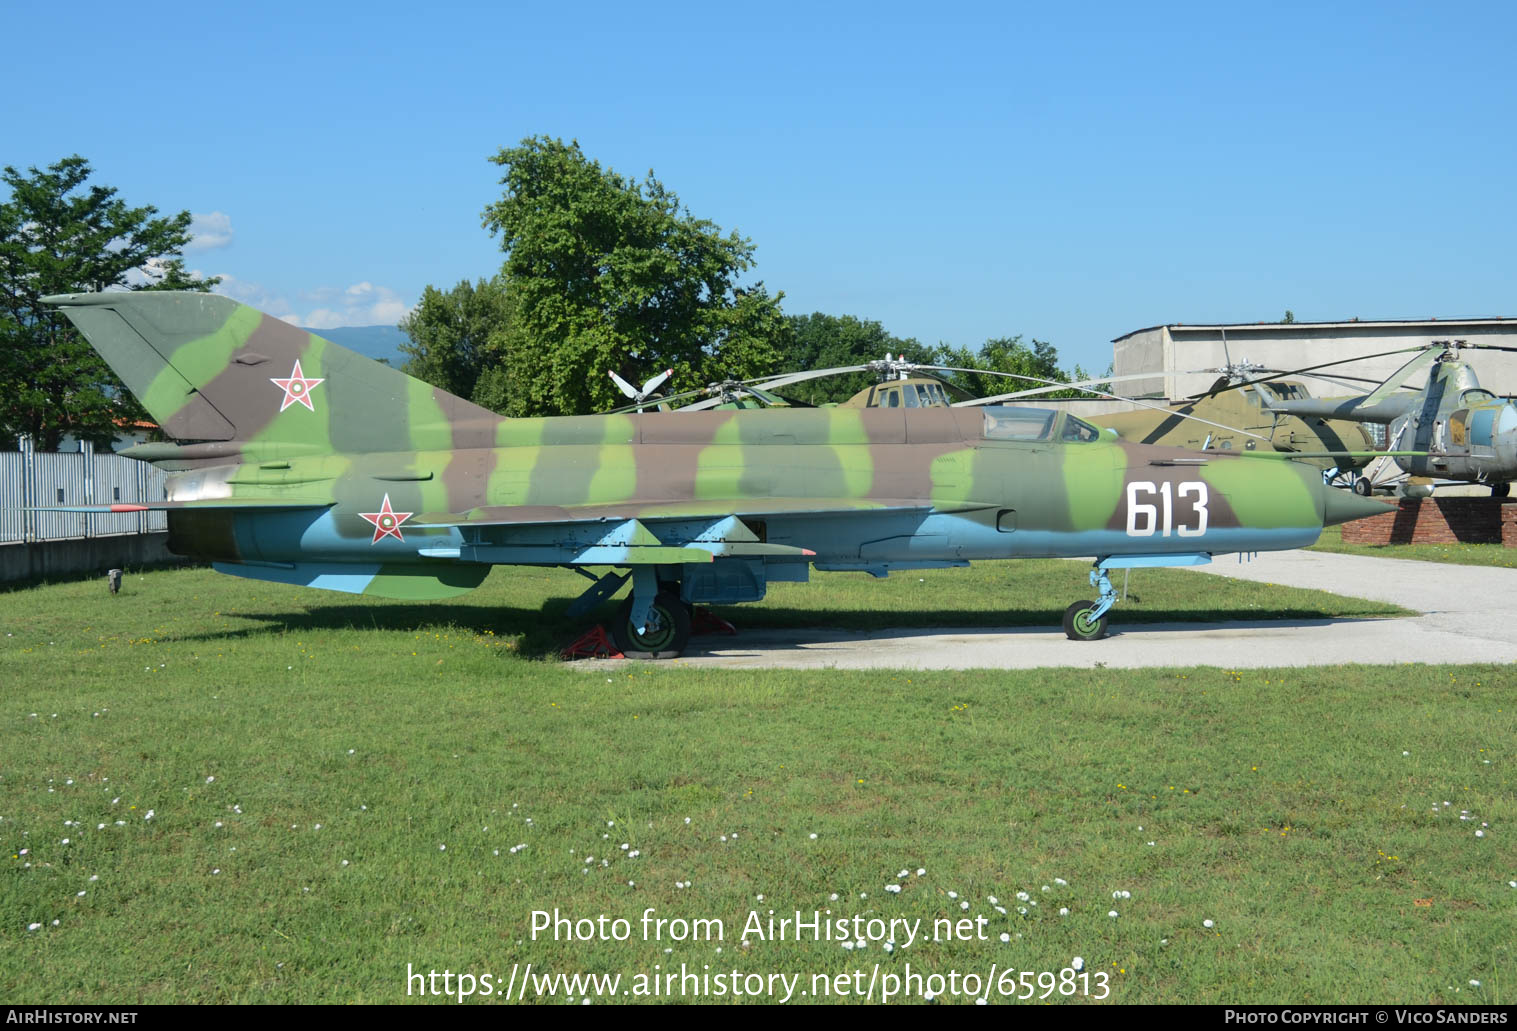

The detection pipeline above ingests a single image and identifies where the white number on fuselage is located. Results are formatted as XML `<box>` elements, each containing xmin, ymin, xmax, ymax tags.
<box><xmin>1125</xmin><ymin>481</ymin><xmax>1208</xmax><ymax>538</ymax></box>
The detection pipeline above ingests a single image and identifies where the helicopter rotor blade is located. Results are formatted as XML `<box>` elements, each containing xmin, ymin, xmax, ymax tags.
<box><xmin>608</xmin><ymin>370</ymin><xmax>639</xmax><ymax>400</ymax></box>
<box><xmin>1180</xmin><ymin>345</ymin><xmax>1431</xmax><ymax>399</ymax></box>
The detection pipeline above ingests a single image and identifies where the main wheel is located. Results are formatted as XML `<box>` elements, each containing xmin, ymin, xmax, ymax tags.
<box><xmin>1062</xmin><ymin>600</ymin><xmax>1109</xmax><ymax>641</ymax></box>
<box><xmin>611</xmin><ymin>591</ymin><xmax>692</xmax><ymax>659</ymax></box>
<box><xmin>1352</xmin><ymin>477</ymin><xmax>1374</xmax><ymax>497</ymax></box>
<box><xmin>1492</xmin><ymin>482</ymin><xmax>1510</xmax><ymax>499</ymax></box>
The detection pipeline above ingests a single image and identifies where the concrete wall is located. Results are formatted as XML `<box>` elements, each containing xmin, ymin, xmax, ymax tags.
<box><xmin>0</xmin><ymin>533</ymin><xmax>187</xmax><ymax>584</ymax></box>
<box><xmin>1111</xmin><ymin>327</ymin><xmax>1168</xmax><ymax>398</ymax></box>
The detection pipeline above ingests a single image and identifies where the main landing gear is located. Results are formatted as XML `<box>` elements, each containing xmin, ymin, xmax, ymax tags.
<box><xmin>1063</xmin><ymin>565</ymin><xmax>1118</xmax><ymax>641</ymax></box>
<box><xmin>610</xmin><ymin>589</ymin><xmax>692</xmax><ymax>659</ymax></box>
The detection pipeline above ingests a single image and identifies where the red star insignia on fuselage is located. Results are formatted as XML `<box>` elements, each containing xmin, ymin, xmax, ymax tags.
<box><xmin>359</xmin><ymin>494</ymin><xmax>413</xmax><ymax>544</ymax></box>
<box><xmin>270</xmin><ymin>359</ymin><xmax>325</xmax><ymax>412</ymax></box>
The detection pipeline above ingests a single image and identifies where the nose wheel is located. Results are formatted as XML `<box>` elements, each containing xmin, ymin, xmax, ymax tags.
<box><xmin>1064</xmin><ymin>564</ymin><xmax>1118</xmax><ymax>641</ymax></box>
<box><xmin>1062</xmin><ymin>601</ymin><xmax>1109</xmax><ymax>640</ymax></box>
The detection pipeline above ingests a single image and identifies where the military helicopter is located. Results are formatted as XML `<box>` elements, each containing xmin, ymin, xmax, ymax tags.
<box><xmin>1262</xmin><ymin>340</ymin><xmax>1517</xmax><ymax>497</ymax></box>
<box><xmin>666</xmin><ymin>355</ymin><xmax>1390</xmax><ymax>479</ymax></box>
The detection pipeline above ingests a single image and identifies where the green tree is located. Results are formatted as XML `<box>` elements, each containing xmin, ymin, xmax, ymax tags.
<box><xmin>398</xmin><ymin>275</ymin><xmax>515</xmax><ymax>409</ymax></box>
<box><xmin>0</xmin><ymin>156</ymin><xmax>216</xmax><ymax>450</ymax></box>
<box><xmin>933</xmin><ymin>335</ymin><xmax>1099</xmax><ymax>400</ymax></box>
<box><xmin>481</xmin><ymin>137</ymin><xmax>787</xmax><ymax>416</ymax></box>
<box><xmin>778</xmin><ymin>312</ymin><xmax>934</xmax><ymax>405</ymax></box>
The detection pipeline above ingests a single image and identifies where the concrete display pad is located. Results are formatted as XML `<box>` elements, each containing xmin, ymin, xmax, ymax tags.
<box><xmin>628</xmin><ymin>551</ymin><xmax>1517</xmax><ymax>670</ymax></box>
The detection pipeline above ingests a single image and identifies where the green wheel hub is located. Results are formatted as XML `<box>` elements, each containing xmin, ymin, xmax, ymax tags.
<box><xmin>1062</xmin><ymin>600</ymin><xmax>1109</xmax><ymax>641</ymax></box>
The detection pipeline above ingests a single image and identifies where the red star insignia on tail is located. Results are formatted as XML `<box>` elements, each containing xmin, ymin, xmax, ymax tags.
<box><xmin>270</xmin><ymin>359</ymin><xmax>325</xmax><ymax>412</ymax></box>
<box><xmin>359</xmin><ymin>494</ymin><xmax>413</xmax><ymax>544</ymax></box>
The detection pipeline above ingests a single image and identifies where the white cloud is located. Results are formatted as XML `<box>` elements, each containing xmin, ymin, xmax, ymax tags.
<box><xmin>211</xmin><ymin>276</ymin><xmax>412</xmax><ymax>328</ymax></box>
<box><xmin>184</xmin><ymin>212</ymin><xmax>234</xmax><ymax>252</ymax></box>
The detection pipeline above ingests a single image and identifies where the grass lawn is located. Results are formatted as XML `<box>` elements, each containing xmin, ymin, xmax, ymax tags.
<box><xmin>0</xmin><ymin>564</ymin><xmax>1508</xmax><ymax>1005</ymax></box>
<box><xmin>1311</xmin><ymin>525</ymin><xmax>1517</xmax><ymax>569</ymax></box>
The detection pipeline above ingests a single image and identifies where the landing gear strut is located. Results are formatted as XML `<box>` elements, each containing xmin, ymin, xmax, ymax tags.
<box><xmin>1064</xmin><ymin>566</ymin><xmax>1117</xmax><ymax>641</ymax></box>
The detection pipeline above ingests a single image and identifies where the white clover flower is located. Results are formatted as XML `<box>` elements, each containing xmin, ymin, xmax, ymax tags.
<box><xmin>841</xmin><ymin>941</ymin><xmax>855</xmax><ymax>951</ymax></box>
<box><xmin>1109</xmin><ymin>910</ymin><xmax>1119</xmax><ymax>918</ymax></box>
<box><xmin>999</xmin><ymin>933</ymin><xmax>1010</xmax><ymax>943</ymax></box>
<box><xmin>1203</xmin><ymin>919</ymin><xmax>1215</xmax><ymax>928</ymax></box>
<box><xmin>28</xmin><ymin>923</ymin><xmax>42</xmax><ymax>931</ymax></box>
<box><xmin>810</xmin><ymin>833</ymin><xmax>818</xmax><ymax>840</ymax></box>
<box><xmin>1071</xmin><ymin>957</ymin><xmax>1084</xmax><ymax>971</ymax></box>
<box><xmin>206</xmin><ymin>776</ymin><xmax>215</xmax><ymax>784</ymax></box>
<box><xmin>886</xmin><ymin>884</ymin><xmax>901</xmax><ymax>894</ymax></box>
<box><xmin>883</xmin><ymin>941</ymin><xmax>894</xmax><ymax>953</ymax></box>
<box><xmin>947</xmin><ymin>891</ymin><xmax>958</xmax><ymax>899</ymax></box>
<box><xmin>830</xmin><ymin>893</ymin><xmax>839</xmax><ymax>901</ymax></box>
<box><xmin>1059</xmin><ymin>908</ymin><xmax>1069</xmax><ymax>916</ymax></box>
<box><xmin>916</xmin><ymin>868</ymin><xmax>925</xmax><ymax>876</ymax></box>
<box><xmin>1016</xmin><ymin>891</ymin><xmax>1030</xmax><ymax>901</ymax></box>
<box><xmin>960</xmin><ymin>901</ymin><xmax>969</xmax><ymax>910</ymax></box>
<box><xmin>1471</xmin><ymin>980</ymin><xmax>1481</xmax><ymax>987</ymax></box>
<box><xmin>1054</xmin><ymin>878</ymin><xmax>1067</xmax><ymax>886</ymax></box>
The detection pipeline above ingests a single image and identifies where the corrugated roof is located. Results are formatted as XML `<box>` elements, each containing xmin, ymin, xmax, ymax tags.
<box><xmin>1113</xmin><ymin>317</ymin><xmax>1513</xmax><ymax>344</ymax></box>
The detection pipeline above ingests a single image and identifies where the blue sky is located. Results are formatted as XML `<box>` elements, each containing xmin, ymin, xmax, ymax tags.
<box><xmin>6</xmin><ymin>0</ymin><xmax>1515</xmax><ymax>372</ymax></box>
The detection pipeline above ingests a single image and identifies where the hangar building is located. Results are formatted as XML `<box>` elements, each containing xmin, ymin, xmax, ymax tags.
<box><xmin>1111</xmin><ymin>318</ymin><xmax>1517</xmax><ymax>402</ymax></box>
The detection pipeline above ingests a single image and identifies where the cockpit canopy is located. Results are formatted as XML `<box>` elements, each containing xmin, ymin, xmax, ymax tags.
<box><xmin>982</xmin><ymin>407</ymin><xmax>1100</xmax><ymax>443</ymax></box>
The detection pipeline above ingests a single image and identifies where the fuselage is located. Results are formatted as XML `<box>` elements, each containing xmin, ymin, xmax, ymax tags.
<box><xmin>158</xmin><ymin>406</ymin><xmax>1364</xmax><ymax>570</ymax></box>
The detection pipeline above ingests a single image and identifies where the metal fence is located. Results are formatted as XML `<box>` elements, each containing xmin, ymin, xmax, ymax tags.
<box><xmin>0</xmin><ymin>438</ymin><xmax>167</xmax><ymax>545</ymax></box>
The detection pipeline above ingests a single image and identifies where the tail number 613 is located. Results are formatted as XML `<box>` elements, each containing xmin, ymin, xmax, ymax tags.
<box><xmin>1125</xmin><ymin>481</ymin><xmax>1208</xmax><ymax>538</ymax></box>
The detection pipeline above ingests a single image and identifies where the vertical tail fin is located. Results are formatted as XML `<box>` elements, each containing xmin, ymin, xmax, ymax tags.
<box><xmin>45</xmin><ymin>291</ymin><xmax>501</xmax><ymax>453</ymax></box>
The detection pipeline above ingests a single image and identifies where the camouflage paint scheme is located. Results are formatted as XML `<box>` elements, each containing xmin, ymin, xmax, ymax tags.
<box><xmin>43</xmin><ymin>292</ymin><xmax>1390</xmax><ymax>649</ymax></box>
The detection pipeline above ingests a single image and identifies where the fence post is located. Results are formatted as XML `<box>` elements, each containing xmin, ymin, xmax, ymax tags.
<box><xmin>82</xmin><ymin>440</ymin><xmax>95</xmax><ymax>538</ymax></box>
<box><xmin>20</xmin><ymin>434</ymin><xmax>35</xmax><ymax>543</ymax></box>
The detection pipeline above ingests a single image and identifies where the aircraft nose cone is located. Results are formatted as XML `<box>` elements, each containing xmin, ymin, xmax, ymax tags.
<box><xmin>1317</xmin><ymin>481</ymin><xmax>1394</xmax><ymax>527</ymax></box>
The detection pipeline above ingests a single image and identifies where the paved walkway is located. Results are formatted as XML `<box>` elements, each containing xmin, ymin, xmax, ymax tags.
<box><xmin>633</xmin><ymin>551</ymin><xmax>1517</xmax><ymax>670</ymax></box>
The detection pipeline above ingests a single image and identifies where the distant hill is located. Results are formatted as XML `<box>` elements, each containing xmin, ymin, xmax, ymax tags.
<box><xmin>314</xmin><ymin>325</ymin><xmax>410</xmax><ymax>367</ymax></box>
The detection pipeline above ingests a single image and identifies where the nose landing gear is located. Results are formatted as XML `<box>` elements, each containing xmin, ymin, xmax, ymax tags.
<box><xmin>1063</xmin><ymin>566</ymin><xmax>1118</xmax><ymax>641</ymax></box>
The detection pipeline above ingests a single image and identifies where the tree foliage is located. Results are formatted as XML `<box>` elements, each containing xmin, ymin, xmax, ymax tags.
<box><xmin>398</xmin><ymin>275</ymin><xmax>515</xmax><ymax>409</ymax></box>
<box><xmin>776</xmin><ymin>312</ymin><xmax>935</xmax><ymax>405</ymax></box>
<box><xmin>478</xmin><ymin>137</ymin><xmax>788</xmax><ymax>416</ymax></box>
<box><xmin>0</xmin><ymin>156</ymin><xmax>216</xmax><ymax>450</ymax></box>
<box><xmin>934</xmin><ymin>336</ymin><xmax>1100</xmax><ymax>400</ymax></box>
